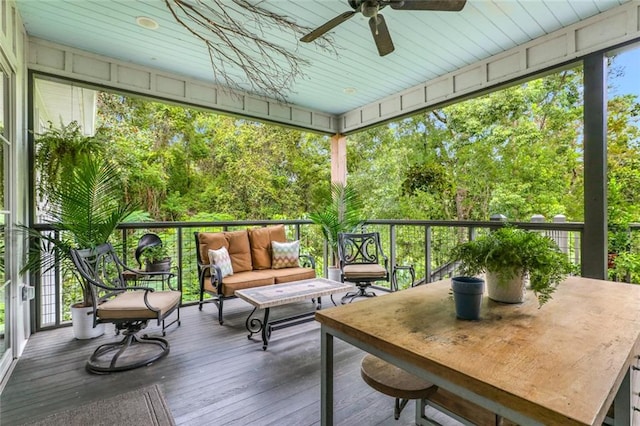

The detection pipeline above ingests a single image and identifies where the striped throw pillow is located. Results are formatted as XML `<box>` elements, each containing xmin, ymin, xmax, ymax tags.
<box><xmin>271</xmin><ymin>240</ymin><xmax>300</xmax><ymax>269</ymax></box>
<box><xmin>208</xmin><ymin>247</ymin><xmax>233</xmax><ymax>278</ymax></box>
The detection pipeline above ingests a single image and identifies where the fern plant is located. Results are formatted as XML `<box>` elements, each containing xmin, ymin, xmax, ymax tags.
<box><xmin>451</xmin><ymin>226</ymin><xmax>574</xmax><ymax>306</ymax></box>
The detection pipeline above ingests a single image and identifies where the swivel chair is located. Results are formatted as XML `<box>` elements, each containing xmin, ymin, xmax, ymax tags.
<box><xmin>338</xmin><ymin>231</ymin><xmax>389</xmax><ymax>303</ymax></box>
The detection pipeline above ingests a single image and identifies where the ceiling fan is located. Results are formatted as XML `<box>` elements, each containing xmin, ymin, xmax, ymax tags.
<box><xmin>300</xmin><ymin>0</ymin><xmax>467</xmax><ymax>57</ymax></box>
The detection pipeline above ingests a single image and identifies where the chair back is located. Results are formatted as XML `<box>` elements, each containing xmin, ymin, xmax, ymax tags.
<box><xmin>70</xmin><ymin>243</ymin><xmax>128</xmax><ymax>308</ymax></box>
<box><xmin>338</xmin><ymin>232</ymin><xmax>386</xmax><ymax>267</ymax></box>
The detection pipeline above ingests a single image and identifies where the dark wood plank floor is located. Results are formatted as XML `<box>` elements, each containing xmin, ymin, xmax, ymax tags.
<box><xmin>1</xmin><ymin>294</ymin><xmax>460</xmax><ymax>425</ymax></box>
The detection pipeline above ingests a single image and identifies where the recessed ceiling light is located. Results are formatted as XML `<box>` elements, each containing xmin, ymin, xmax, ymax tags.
<box><xmin>343</xmin><ymin>87</ymin><xmax>357</xmax><ymax>95</ymax></box>
<box><xmin>136</xmin><ymin>16</ymin><xmax>159</xmax><ymax>30</ymax></box>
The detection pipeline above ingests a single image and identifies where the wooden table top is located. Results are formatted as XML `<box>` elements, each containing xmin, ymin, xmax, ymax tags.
<box><xmin>315</xmin><ymin>276</ymin><xmax>640</xmax><ymax>425</ymax></box>
<box><xmin>234</xmin><ymin>278</ymin><xmax>352</xmax><ymax>309</ymax></box>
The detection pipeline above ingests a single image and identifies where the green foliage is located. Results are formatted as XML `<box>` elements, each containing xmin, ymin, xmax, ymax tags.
<box><xmin>610</xmin><ymin>252</ymin><xmax>640</xmax><ymax>283</ymax></box>
<box><xmin>34</xmin><ymin>120</ymin><xmax>107</xmax><ymax>200</ymax></box>
<box><xmin>308</xmin><ymin>182</ymin><xmax>363</xmax><ymax>266</ymax></box>
<box><xmin>348</xmin><ymin>68</ymin><xmax>585</xmax><ymax>222</ymax></box>
<box><xmin>141</xmin><ymin>244</ymin><xmax>169</xmax><ymax>264</ymax></box>
<box><xmin>451</xmin><ymin>227</ymin><xmax>573</xmax><ymax>306</ymax></box>
<box><xmin>608</xmin><ymin>222</ymin><xmax>631</xmax><ymax>254</ymax></box>
<box><xmin>96</xmin><ymin>93</ymin><xmax>330</xmax><ymax>221</ymax></box>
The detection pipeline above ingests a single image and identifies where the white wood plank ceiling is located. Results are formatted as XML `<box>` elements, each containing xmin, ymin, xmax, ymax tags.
<box><xmin>15</xmin><ymin>0</ymin><xmax>634</xmax><ymax>121</ymax></box>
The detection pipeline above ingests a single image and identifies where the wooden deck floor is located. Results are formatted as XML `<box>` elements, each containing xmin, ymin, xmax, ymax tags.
<box><xmin>1</xmin><ymin>295</ymin><xmax>460</xmax><ymax>425</ymax></box>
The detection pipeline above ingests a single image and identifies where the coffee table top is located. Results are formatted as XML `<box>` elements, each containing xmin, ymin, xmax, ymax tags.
<box><xmin>234</xmin><ymin>278</ymin><xmax>352</xmax><ymax>309</ymax></box>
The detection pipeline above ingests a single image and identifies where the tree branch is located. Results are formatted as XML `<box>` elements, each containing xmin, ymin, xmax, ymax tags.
<box><xmin>165</xmin><ymin>0</ymin><xmax>336</xmax><ymax>102</ymax></box>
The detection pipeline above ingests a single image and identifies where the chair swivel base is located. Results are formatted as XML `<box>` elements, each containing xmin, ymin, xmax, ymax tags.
<box><xmin>86</xmin><ymin>329</ymin><xmax>170</xmax><ymax>374</ymax></box>
<box><xmin>341</xmin><ymin>285</ymin><xmax>376</xmax><ymax>304</ymax></box>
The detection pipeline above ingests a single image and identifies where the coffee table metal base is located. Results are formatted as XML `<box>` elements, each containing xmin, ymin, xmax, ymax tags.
<box><xmin>235</xmin><ymin>278</ymin><xmax>352</xmax><ymax>350</ymax></box>
<box><xmin>245</xmin><ymin>304</ymin><xmax>321</xmax><ymax>350</ymax></box>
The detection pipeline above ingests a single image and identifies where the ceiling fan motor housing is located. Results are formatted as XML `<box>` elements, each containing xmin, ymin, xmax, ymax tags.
<box><xmin>303</xmin><ymin>0</ymin><xmax>466</xmax><ymax>56</ymax></box>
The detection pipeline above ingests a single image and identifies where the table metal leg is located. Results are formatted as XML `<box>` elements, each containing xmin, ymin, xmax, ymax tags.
<box><xmin>321</xmin><ymin>326</ymin><xmax>334</xmax><ymax>426</ymax></box>
<box><xmin>244</xmin><ymin>307</ymin><xmax>272</xmax><ymax>350</ymax></box>
<box><xmin>613</xmin><ymin>367</ymin><xmax>631</xmax><ymax>425</ymax></box>
<box><xmin>261</xmin><ymin>308</ymin><xmax>271</xmax><ymax>350</ymax></box>
<box><xmin>245</xmin><ymin>306</ymin><xmax>261</xmax><ymax>339</ymax></box>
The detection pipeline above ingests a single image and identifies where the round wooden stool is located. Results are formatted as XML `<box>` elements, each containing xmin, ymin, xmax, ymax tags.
<box><xmin>360</xmin><ymin>354</ymin><xmax>438</xmax><ymax>420</ymax></box>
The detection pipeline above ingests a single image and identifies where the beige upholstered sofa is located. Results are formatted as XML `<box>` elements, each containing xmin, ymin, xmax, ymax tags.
<box><xmin>195</xmin><ymin>225</ymin><xmax>315</xmax><ymax>324</ymax></box>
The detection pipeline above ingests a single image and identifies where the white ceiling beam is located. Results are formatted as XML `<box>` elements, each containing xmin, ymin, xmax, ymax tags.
<box><xmin>27</xmin><ymin>37</ymin><xmax>340</xmax><ymax>135</ymax></box>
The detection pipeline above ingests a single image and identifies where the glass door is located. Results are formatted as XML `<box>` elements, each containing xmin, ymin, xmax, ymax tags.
<box><xmin>0</xmin><ymin>68</ymin><xmax>12</xmax><ymax>376</ymax></box>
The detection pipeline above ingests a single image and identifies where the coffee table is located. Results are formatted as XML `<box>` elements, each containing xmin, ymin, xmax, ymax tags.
<box><xmin>235</xmin><ymin>278</ymin><xmax>352</xmax><ymax>350</ymax></box>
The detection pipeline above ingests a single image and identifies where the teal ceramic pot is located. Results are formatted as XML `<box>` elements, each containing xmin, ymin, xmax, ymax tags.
<box><xmin>451</xmin><ymin>276</ymin><xmax>484</xmax><ymax>320</ymax></box>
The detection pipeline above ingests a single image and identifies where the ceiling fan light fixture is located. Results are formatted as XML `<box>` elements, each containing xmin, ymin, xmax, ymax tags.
<box><xmin>361</xmin><ymin>4</ymin><xmax>378</xmax><ymax>18</ymax></box>
<box><xmin>136</xmin><ymin>16</ymin><xmax>159</xmax><ymax>30</ymax></box>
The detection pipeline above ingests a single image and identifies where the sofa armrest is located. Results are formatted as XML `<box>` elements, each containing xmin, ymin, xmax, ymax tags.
<box><xmin>198</xmin><ymin>261</ymin><xmax>223</xmax><ymax>294</ymax></box>
<box><xmin>300</xmin><ymin>253</ymin><xmax>316</xmax><ymax>269</ymax></box>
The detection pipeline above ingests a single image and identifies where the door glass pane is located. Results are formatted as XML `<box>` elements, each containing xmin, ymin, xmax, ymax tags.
<box><xmin>0</xmin><ymin>69</ymin><xmax>5</xmax><ymax>135</ymax></box>
<box><xmin>0</xmin><ymin>142</ymin><xmax>3</xmax><ymax>210</ymax></box>
<box><xmin>0</xmin><ymin>216</ymin><xmax>4</xmax><ymax>283</ymax></box>
<box><xmin>0</xmin><ymin>215</ymin><xmax>6</xmax><ymax>355</ymax></box>
<box><xmin>0</xmin><ymin>68</ymin><xmax>4</xmax><ymax>211</ymax></box>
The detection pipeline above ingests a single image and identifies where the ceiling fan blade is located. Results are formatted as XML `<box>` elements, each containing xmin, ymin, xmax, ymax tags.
<box><xmin>300</xmin><ymin>11</ymin><xmax>356</xmax><ymax>42</ymax></box>
<box><xmin>388</xmin><ymin>0</ymin><xmax>467</xmax><ymax>11</ymax></box>
<box><xmin>369</xmin><ymin>15</ymin><xmax>394</xmax><ymax>57</ymax></box>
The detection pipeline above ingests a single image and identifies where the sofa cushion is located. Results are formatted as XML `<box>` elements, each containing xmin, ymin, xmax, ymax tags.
<box><xmin>223</xmin><ymin>271</ymin><xmax>275</xmax><ymax>296</ymax></box>
<box><xmin>248</xmin><ymin>225</ymin><xmax>286</xmax><ymax>269</ymax></box>
<box><xmin>270</xmin><ymin>267</ymin><xmax>316</xmax><ymax>284</ymax></box>
<box><xmin>271</xmin><ymin>240</ymin><xmax>300</xmax><ymax>269</ymax></box>
<box><xmin>225</xmin><ymin>230</ymin><xmax>253</xmax><ymax>273</ymax></box>
<box><xmin>208</xmin><ymin>247</ymin><xmax>233</xmax><ymax>278</ymax></box>
<box><xmin>198</xmin><ymin>232</ymin><xmax>228</xmax><ymax>267</ymax></box>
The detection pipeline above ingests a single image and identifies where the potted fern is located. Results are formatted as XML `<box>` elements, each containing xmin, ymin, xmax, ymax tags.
<box><xmin>451</xmin><ymin>226</ymin><xmax>573</xmax><ymax>306</ymax></box>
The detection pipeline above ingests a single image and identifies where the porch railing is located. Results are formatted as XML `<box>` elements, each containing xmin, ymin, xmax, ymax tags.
<box><xmin>32</xmin><ymin>219</ymin><xmax>584</xmax><ymax>331</ymax></box>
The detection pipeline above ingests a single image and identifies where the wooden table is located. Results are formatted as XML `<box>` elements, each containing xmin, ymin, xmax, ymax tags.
<box><xmin>235</xmin><ymin>278</ymin><xmax>352</xmax><ymax>350</ymax></box>
<box><xmin>315</xmin><ymin>276</ymin><xmax>640</xmax><ymax>425</ymax></box>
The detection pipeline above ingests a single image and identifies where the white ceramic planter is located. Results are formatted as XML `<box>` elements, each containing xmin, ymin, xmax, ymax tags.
<box><xmin>70</xmin><ymin>305</ymin><xmax>105</xmax><ymax>340</ymax></box>
<box><xmin>327</xmin><ymin>267</ymin><xmax>342</xmax><ymax>283</ymax></box>
<box><xmin>486</xmin><ymin>271</ymin><xmax>526</xmax><ymax>303</ymax></box>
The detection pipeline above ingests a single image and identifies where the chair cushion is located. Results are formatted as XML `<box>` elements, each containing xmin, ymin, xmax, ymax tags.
<box><xmin>271</xmin><ymin>240</ymin><xmax>300</xmax><ymax>269</ymax></box>
<box><xmin>97</xmin><ymin>290</ymin><xmax>181</xmax><ymax>320</ymax></box>
<box><xmin>208</xmin><ymin>247</ymin><xmax>233</xmax><ymax>278</ymax></box>
<box><xmin>248</xmin><ymin>225</ymin><xmax>287</xmax><ymax>269</ymax></box>
<box><xmin>270</xmin><ymin>267</ymin><xmax>316</xmax><ymax>284</ymax></box>
<box><xmin>224</xmin><ymin>230</ymin><xmax>253</xmax><ymax>273</ymax></box>
<box><xmin>343</xmin><ymin>264</ymin><xmax>387</xmax><ymax>279</ymax></box>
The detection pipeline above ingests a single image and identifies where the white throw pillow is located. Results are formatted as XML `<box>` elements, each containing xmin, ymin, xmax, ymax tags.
<box><xmin>208</xmin><ymin>247</ymin><xmax>233</xmax><ymax>278</ymax></box>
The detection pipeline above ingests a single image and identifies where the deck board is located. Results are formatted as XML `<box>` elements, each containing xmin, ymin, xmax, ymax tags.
<box><xmin>1</xmin><ymin>295</ymin><xmax>460</xmax><ymax>425</ymax></box>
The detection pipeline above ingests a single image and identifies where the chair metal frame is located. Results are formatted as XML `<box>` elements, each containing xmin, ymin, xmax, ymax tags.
<box><xmin>71</xmin><ymin>243</ymin><xmax>181</xmax><ymax>374</ymax></box>
<box><xmin>338</xmin><ymin>231</ymin><xmax>389</xmax><ymax>303</ymax></box>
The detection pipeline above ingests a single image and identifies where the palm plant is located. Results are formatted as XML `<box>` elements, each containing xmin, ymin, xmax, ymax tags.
<box><xmin>308</xmin><ymin>182</ymin><xmax>363</xmax><ymax>267</ymax></box>
<box><xmin>22</xmin><ymin>156</ymin><xmax>137</xmax><ymax>307</ymax></box>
